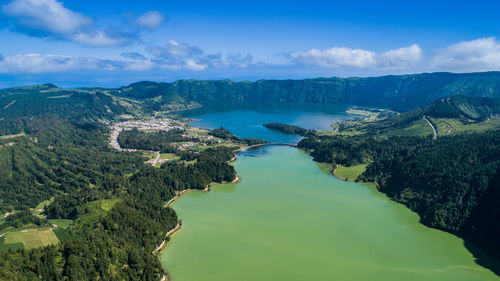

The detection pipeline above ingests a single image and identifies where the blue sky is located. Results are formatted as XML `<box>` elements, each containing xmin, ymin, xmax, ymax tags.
<box><xmin>0</xmin><ymin>0</ymin><xmax>499</xmax><ymax>88</ymax></box>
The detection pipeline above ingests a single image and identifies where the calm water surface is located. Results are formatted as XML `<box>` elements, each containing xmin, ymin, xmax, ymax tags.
<box><xmin>182</xmin><ymin>104</ymin><xmax>352</xmax><ymax>143</ymax></box>
<box><xmin>161</xmin><ymin>109</ymin><xmax>499</xmax><ymax>281</ymax></box>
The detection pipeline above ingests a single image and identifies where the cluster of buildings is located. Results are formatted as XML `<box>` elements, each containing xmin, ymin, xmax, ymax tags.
<box><xmin>114</xmin><ymin>119</ymin><xmax>183</xmax><ymax>132</ymax></box>
<box><xmin>109</xmin><ymin>119</ymin><xmax>183</xmax><ymax>152</ymax></box>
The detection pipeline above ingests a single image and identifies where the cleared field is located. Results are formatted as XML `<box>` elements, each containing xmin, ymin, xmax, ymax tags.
<box><xmin>35</xmin><ymin>199</ymin><xmax>53</xmax><ymax>210</ymax></box>
<box><xmin>0</xmin><ymin>235</ymin><xmax>23</xmax><ymax>253</ymax></box>
<box><xmin>346</xmin><ymin>109</ymin><xmax>380</xmax><ymax>121</ymax></box>
<box><xmin>142</xmin><ymin>152</ymin><xmax>157</xmax><ymax>160</ymax></box>
<box><xmin>48</xmin><ymin>219</ymin><xmax>73</xmax><ymax>229</ymax></box>
<box><xmin>384</xmin><ymin>119</ymin><xmax>433</xmax><ymax>137</ymax></box>
<box><xmin>4</xmin><ymin>228</ymin><xmax>59</xmax><ymax>250</ymax></box>
<box><xmin>434</xmin><ymin>118</ymin><xmax>500</xmax><ymax>136</ymax></box>
<box><xmin>160</xmin><ymin>153</ymin><xmax>177</xmax><ymax>160</ymax></box>
<box><xmin>335</xmin><ymin>164</ymin><xmax>368</xmax><ymax>181</ymax></box>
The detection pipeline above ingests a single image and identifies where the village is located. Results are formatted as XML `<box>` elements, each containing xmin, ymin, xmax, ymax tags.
<box><xmin>109</xmin><ymin>118</ymin><xmax>232</xmax><ymax>166</ymax></box>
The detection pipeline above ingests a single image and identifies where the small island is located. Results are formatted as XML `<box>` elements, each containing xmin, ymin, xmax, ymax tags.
<box><xmin>263</xmin><ymin>123</ymin><xmax>316</xmax><ymax>136</ymax></box>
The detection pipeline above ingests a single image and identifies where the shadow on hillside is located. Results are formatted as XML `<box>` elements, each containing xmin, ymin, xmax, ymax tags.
<box><xmin>465</xmin><ymin>240</ymin><xmax>500</xmax><ymax>277</ymax></box>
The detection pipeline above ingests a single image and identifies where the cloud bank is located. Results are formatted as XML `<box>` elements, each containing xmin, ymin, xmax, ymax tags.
<box><xmin>0</xmin><ymin>38</ymin><xmax>499</xmax><ymax>75</ymax></box>
<box><xmin>431</xmin><ymin>37</ymin><xmax>500</xmax><ymax>72</ymax></box>
<box><xmin>1</xmin><ymin>0</ymin><xmax>165</xmax><ymax>46</ymax></box>
<box><xmin>290</xmin><ymin>44</ymin><xmax>422</xmax><ymax>70</ymax></box>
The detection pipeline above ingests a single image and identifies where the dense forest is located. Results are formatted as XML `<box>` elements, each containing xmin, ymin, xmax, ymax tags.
<box><xmin>118</xmin><ymin>128</ymin><xmax>192</xmax><ymax>153</ymax></box>
<box><xmin>1</xmin><ymin>75</ymin><xmax>500</xmax><ymax>279</ymax></box>
<box><xmin>113</xmin><ymin>72</ymin><xmax>500</xmax><ymax>111</ymax></box>
<box><xmin>0</xmin><ymin>118</ymin><xmax>143</xmax><ymax>213</ymax></box>
<box><xmin>207</xmin><ymin>127</ymin><xmax>266</xmax><ymax>146</ymax></box>
<box><xmin>263</xmin><ymin>123</ymin><xmax>316</xmax><ymax>136</ymax></box>
<box><xmin>0</xmin><ymin>87</ymin><xmax>238</xmax><ymax>280</ymax></box>
<box><xmin>0</xmin><ymin>120</ymin><xmax>237</xmax><ymax>280</ymax></box>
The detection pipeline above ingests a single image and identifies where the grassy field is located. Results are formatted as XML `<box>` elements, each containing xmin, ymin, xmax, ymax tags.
<box><xmin>48</xmin><ymin>219</ymin><xmax>73</xmax><ymax>229</ymax></box>
<box><xmin>160</xmin><ymin>153</ymin><xmax>177</xmax><ymax>160</ymax></box>
<box><xmin>384</xmin><ymin>118</ymin><xmax>433</xmax><ymax>137</ymax></box>
<box><xmin>0</xmin><ymin>235</ymin><xmax>23</xmax><ymax>253</ymax></box>
<box><xmin>433</xmin><ymin>118</ymin><xmax>500</xmax><ymax>136</ymax></box>
<box><xmin>35</xmin><ymin>199</ymin><xmax>53</xmax><ymax>210</ymax></box>
<box><xmin>3</xmin><ymin>228</ymin><xmax>59</xmax><ymax>250</ymax></box>
<box><xmin>335</xmin><ymin>164</ymin><xmax>368</xmax><ymax>181</ymax></box>
<box><xmin>346</xmin><ymin>108</ymin><xmax>382</xmax><ymax>122</ymax></box>
<box><xmin>142</xmin><ymin>152</ymin><xmax>157</xmax><ymax>160</ymax></box>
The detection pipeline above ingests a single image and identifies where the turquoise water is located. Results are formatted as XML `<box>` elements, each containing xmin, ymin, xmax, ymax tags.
<box><xmin>183</xmin><ymin>104</ymin><xmax>352</xmax><ymax>143</ymax></box>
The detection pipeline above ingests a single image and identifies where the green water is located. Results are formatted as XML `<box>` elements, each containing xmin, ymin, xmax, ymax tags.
<box><xmin>161</xmin><ymin>146</ymin><xmax>499</xmax><ymax>281</ymax></box>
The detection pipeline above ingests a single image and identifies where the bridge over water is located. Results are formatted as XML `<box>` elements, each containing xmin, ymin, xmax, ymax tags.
<box><xmin>238</xmin><ymin>143</ymin><xmax>297</xmax><ymax>152</ymax></box>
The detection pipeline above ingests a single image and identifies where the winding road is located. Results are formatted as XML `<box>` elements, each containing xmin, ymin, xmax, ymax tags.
<box><xmin>423</xmin><ymin>116</ymin><xmax>437</xmax><ymax>139</ymax></box>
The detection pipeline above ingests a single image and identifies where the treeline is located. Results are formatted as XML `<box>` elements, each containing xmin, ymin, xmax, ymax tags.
<box><xmin>335</xmin><ymin>95</ymin><xmax>500</xmax><ymax>136</ymax></box>
<box><xmin>208</xmin><ymin>127</ymin><xmax>239</xmax><ymax>140</ymax></box>
<box><xmin>299</xmin><ymin>130</ymin><xmax>500</xmax><ymax>259</ymax></box>
<box><xmin>208</xmin><ymin>127</ymin><xmax>266</xmax><ymax>146</ymax></box>
<box><xmin>0</xmin><ymin>210</ymin><xmax>50</xmax><ymax>230</ymax></box>
<box><xmin>298</xmin><ymin>135</ymin><xmax>433</xmax><ymax>166</ymax></box>
<box><xmin>0</xmin><ymin>89</ymin><xmax>127</xmax><ymax>136</ymax></box>
<box><xmin>0</xmin><ymin>112</ymin><xmax>238</xmax><ymax>279</ymax></box>
<box><xmin>115</xmin><ymin>72</ymin><xmax>500</xmax><ymax>111</ymax></box>
<box><xmin>0</xmin><ymin>145</ymin><xmax>236</xmax><ymax>280</ymax></box>
<box><xmin>264</xmin><ymin>123</ymin><xmax>316</xmax><ymax>136</ymax></box>
<box><xmin>118</xmin><ymin>128</ymin><xmax>192</xmax><ymax>153</ymax></box>
<box><xmin>0</xmin><ymin>117</ymin><xmax>143</xmax><ymax>213</ymax></box>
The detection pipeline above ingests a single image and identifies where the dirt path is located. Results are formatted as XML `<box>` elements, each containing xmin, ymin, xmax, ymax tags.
<box><xmin>445</xmin><ymin>122</ymin><xmax>453</xmax><ymax>135</ymax></box>
<box><xmin>151</xmin><ymin>152</ymin><xmax>161</xmax><ymax>166</ymax></box>
<box><xmin>423</xmin><ymin>116</ymin><xmax>437</xmax><ymax>139</ymax></box>
<box><xmin>332</xmin><ymin>165</ymin><xmax>347</xmax><ymax>181</ymax></box>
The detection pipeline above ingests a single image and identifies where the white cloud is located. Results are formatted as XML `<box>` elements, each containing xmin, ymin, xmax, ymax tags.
<box><xmin>0</xmin><ymin>54</ymin><xmax>112</xmax><ymax>73</ymax></box>
<box><xmin>290</xmin><ymin>44</ymin><xmax>422</xmax><ymax>70</ymax></box>
<box><xmin>291</xmin><ymin>47</ymin><xmax>376</xmax><ymax>68</ymax></box>
<box><xmin>2</xmin><ymin>0</ymin><xmax>91</xmax><ymax>34</ymax></box>
<box><xmin>0</xmin><ymin>52</ymin><xmax>205</xmax><ymax>73</ymax></box>
<box><xmin>184</xmin><ymin>60</ymin><xmax>208</xmax><ymax>71</ymax></box>
<box><xmin>431</xmin><ymin>37</ymin><xmax>500</xmax><ymax>72</ymax></box>
<box><xmin>134</xmin><ymin>11</ymin><xmax>165</xmax><ymax>29</ymax></box>
<box><xmin>378</xmin><ymin>44</ymin><xmax>422</xmax><ymax>69</ymax></box>
<box><xmin>150</xmin><ymin>40</ymin><xmax>203</xmax><ymax>58</ymax></box>
<box><xmin>2</xmin><ymin>0</ymin><xmax>130</xmax><ymax>46</ymax></box>
<box><xmin>71</xmin><ymin>31</ymin><xmax>128</xmax><ymax>47</ymax></box>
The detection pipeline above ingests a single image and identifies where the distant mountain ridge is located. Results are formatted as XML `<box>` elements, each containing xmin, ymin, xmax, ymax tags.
<box><xmin>115</xmin><ymin>71</ymin><xmax>500</xmax><ymax>111</ymax></box>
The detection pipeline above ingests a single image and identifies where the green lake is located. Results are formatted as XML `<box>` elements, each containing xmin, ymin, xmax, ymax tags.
<box><xmin>161</xmin><ymin>145</ymin><xmax>499</xmax><ymax>281</ymax></box>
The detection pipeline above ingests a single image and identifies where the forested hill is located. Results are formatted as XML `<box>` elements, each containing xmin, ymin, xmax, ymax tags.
<box><xmin>296</xmin><ymin>94</ymin><xmax>500</xmax><ymax>268</ymax></box>
<box><xmin>0</xmin><ymin>84</ymin><xmax>239</xmax><ymax>279</ymax></box>
<box><xmin>0</xmin><ymin>85</ymin><xmax>130</xmax><ymax>135</ymax></box>
<box><xmin>113</xmin><ymin>71</ymin><xmax>500</xmax><ymax>111</ymax></box>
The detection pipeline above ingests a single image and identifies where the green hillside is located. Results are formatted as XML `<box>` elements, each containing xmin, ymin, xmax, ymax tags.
<box><xmin>112</xmin><ymin>72</ymin><xmax>500</xmax><ymax>111</ymax></box>
<box><xmin>329</xmin><ymin>95</ymin><xmax>500</xmax><ymax>137</ymax></box>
